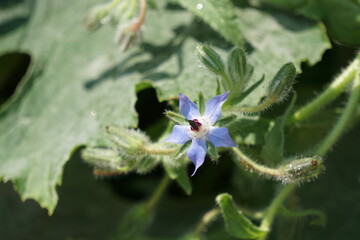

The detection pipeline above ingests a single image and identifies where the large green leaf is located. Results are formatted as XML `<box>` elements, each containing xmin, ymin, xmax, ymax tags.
<box><xmin>177</xmin><ymin>2</ymin><xmax>330</xmax><ymax>105</ymax></box>
<box><xmin>0</xmin><ymin>0</ymin><xmax>218</xmax><ymax>214</ymax></box>
<box><xmin>235</xmin><ymin>5</ymin><xmax>331</xmax><ymax>105</ymax></box>
<box><xmin>0</xmin><ymin>0</ymin><xmax>330</xmax><ymax>213</ymax></box>
<box><xmin>300</xmin><ymin>0</ymin><xmax>360</xmax><ymax>46</ymax></box>
<box><xmin>259</xmin><ymin>0</ymin><xmax>360</xmax><ymax>46</ymax></box>
<box><xmin>177</xmin><ymin>0</ymin><xmax>243</xmax><ymax>46</ymax></box>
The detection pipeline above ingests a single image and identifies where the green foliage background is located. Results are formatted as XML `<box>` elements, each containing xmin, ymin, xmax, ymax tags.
<box><xmin>0</xmin><ymin>0</ymin><xmax>359</xmax><ymax>239</ymax></box>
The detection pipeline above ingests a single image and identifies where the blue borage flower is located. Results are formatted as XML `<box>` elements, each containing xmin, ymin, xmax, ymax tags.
<box><xmin>164</xmin><ymin>91</ymin><xmax>236</xmax><ymax>176</ymax></box>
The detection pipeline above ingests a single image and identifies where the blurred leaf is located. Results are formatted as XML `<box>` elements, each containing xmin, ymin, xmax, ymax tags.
<box><xmin>216</xmin><ymin>193</ymin><xmax>267</xmax><ymax>239</ymax></box>
<box><xmin>177</xmin><ymin>0</ymin><xmax>243</xmax><ymax>46</ymax></box>
<box><xmin>229</xmin><ymin>116</ymin><xmax>272</xmax><ymax>145</ymax></box>
<box><xmin>259</xmin><ymin>0</ymin><xmax>360</xmax><ymax>46</ymax></box>
<box><xmin>180</xmin><ymin>234</ymin><xmax>202</xmax><ymax>240</ymax></box>
<box><xmin>175</xmin><ymin>165</ymin><xmax>192</xmax><ymax>195</ymax></box>
<box><xmin>300</xmin><ymin>0</ymin><xmax>360</xmax><ymax>46</ymax></box>
<box><xmin>279</xmin><ymin>205</ymin><xmax>327</xmax><ymax>226</ymax></box>
<box><xmin>163</xmin><ymin>160</ymin><xmax>192</xmax><ymax>195</ymax></box>
<box><xmin>260</xmin><ymin>0</ymin><xmax>304</xmax><ymax>8</ymax></box>
<box><xmin>261</xmin><ymin>93</ymin><xmax>296</xmax><ymax>165</ymax></box>
<box><xmin>115</xmin><ymin>203</ymin><xmax>153</xmax><ymax>240</ymax></box>
<box><xmin>0</xmin><ymin>149</ymin><xmax>127</xmax><ymax>240</ymax></box>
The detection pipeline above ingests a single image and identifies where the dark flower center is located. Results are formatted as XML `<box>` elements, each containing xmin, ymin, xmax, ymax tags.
<box><xmin>188</xmin><ymin>119</ymin><xmax>202</xmax><ymax>132</ymax></box>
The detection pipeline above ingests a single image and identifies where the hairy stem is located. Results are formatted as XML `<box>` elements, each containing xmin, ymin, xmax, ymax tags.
<box><xmin>279</xmin><ymin>205</ymin><xmax>326</xmax><ymax>224</ymax></box>
<box><xmin>146</xmin><ymin>175</ymin><xmax>170</xmax><ymax>211</ymax></box>
<box><xmin>231</xmin><ymin>147</ymin><xmax>281</xmax><ymax>177</ymax></box>
<box><xmin>92</xmin><ymin>167</ymin><xmax>131</xmax><ymax>176</ymax></box>
<box><xmin>105</xmin><ymin>0</ymin><xmax>123</xmax><ymax>11</ymax></box>
<box><xmin>227</xmin><ymin>96</ymin><xmax>276</xmax><ymax>114</ymax></box>
<box><xmin>288</xmin><ymin>54</ymin><xmax>359</xmax><ymax>124</ymax></box>
<box><xmin>141</xmin><ymin>144</ymin><xmax>178</xmax><ymax>155</ymax></box>
<box><xmin>258</xmin><ymin>62</ymin><xmax>359</xmax><ymax>239</ymax></box>
<box><xmin>238</xmin><ymin>207</ymin><xmax>264</xmax><ymax>220</ymax></box>
<box><xmin>316</xmin><ymin>66</ymin><xmax>360</xmax><ymax>156</ymax></box>
<box><xmin>130</xmin><ymin>0</ymin><xmax>147</xmax><ymax>31</ymax></box>
<box><xmin>193</xmin><ymin>208</ymin><xmax>221</xmax><ymax>236</ymax></box>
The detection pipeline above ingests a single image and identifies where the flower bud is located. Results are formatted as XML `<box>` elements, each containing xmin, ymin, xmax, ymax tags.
<box><xmin>105</xmin><ymin>126</ymin><xmax>149</xmax><ymax>155</ymax></box>
<box><xmin>135</xmin><ymin>156</ymin><xmax>158</xmax><ymax>173</ymax></box>
<box><xmin>116</xmin><ymin>22</ymin><xmax>142</xmax><ymax>51</ymax></box>
<box><xmin>165</xmin><ymin>110</ymin><xmax>187</xmax><ymax>125</ymax></box>
<box><xmin>267</xmin><ymin>63</ymin><xmax>296</xmax><ymax>101</ymax></box>
<box><xmin>83</xmin><ymin>5</ymin><xmax>109</xmax><ymax>31</ymax></box>
<box><xmin>81</xmin><ymin>147</ymin><xmax>123</xmax><ymax>171</ymax></box>
<box><xmin>228</xmin><ymin>48</ymin><xmax>247</xmax><ymax>83</ymax></box>
<box><xmin>279</xmin><ymin>156</ymin><xmax>324</xmax><ymax>183</ymax></box>
<box><xmin>196</xmin><ymin>45</ymin><xmax>225</xmax><ymax>75</ymax></box>
<box><xmin>198</xmin><ymin>92</ymin><xmax>205</xmax><ymax>115</ymax></box>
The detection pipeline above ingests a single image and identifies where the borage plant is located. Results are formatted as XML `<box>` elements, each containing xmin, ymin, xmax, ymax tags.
<box><xmin>82</xmin><ymin>44</ymin><xmax>359</xmax><ymax>239</ymax></box>
<box><xmin>1</xmin><ymin>0</ymin><xmax>359</xmax><ymax>239</ymax></box>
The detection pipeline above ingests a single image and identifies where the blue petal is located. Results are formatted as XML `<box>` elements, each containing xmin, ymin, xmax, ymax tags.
<box><xmin>187</xmin><ymin>138</ymin><xmax>207</xmax><ymax>176</ymax></box>
<box><xmin>207</xmin><ymin>127</ymin><xmax>237</xmax><ymax>147</ymax></box>
<box><xmin>163</xmin><ymin>125</ymin><xmax>191</xmax><ymax>144</ymax></box>
<box><xmin>204</xmin><ymin>91</ymin><xmax>229</xmax><ymax>125</ymax></box>
<box><xmin>179</xmin><ymin>93</ymin><xmax>200</xmax><ymax>120</ymax></box>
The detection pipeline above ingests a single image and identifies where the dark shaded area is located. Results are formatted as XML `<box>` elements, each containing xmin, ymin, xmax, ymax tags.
<box><xmin>0</xmin><ymin>17</ymin><xmax>28</xmax><ymax>37</ymax></box>
<box><xmin>0</xmin><ymin>148</ymin><xmax>126</xmax><ymax>240</ymax></box>
<box><xmin>135</xmin><ymin>88</ymin><xmax>169</xmax><ymax>133</ymax></box>
<box><xmin>0</xmin><ymin>0</ymin><xmax>24</xmax><ymax>9</ymax></box>
<box><xmin>104</xmin><ymin>168</ymin><xmax>163</xmax><ymax>202</ymax></box>
<box><xmin>272</xmin><ymin>123</ymin><xmax>360</xmax><ymax>240</ymax></box>
<box><xmin>0</xmin><ymin>52</ymin><xmax>31</xmax><ymax>106</ymax></box>
<box><xmin>295</xmin><ymin>44</ymin><xmax>356</xmax><ymax>95</ymax></box>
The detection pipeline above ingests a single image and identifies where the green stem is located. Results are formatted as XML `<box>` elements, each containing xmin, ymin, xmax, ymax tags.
<box><xmin>141</xmin><ymin>144</ymin><xmax>178</xmax><ymax>155</ymax></box>
<box><xmin>106</xmin><ymin>0</ymin><xmax>123</xmax><ymax>11</ymax></box>
<box><xmin>227</xmin><ymin>96</ymin><xmax>276</xmax><ymax>114</ymax></box>
<box><xmin>316</xmin><ymin>66</ymin><xmax>360</xmax><ymax>156</ymax></box>
<box><xmin>193</xmin><ymin>208</ymin><xmax>221</xmax><ymax>236</ymax></box>
<box><xmin>231</xmin><ymin>147</ymin><xmax>281</xmax><ymax>178</ymax></box>
<box><xmin>146</xmin><ymin>175</ymin><xmax>170</xmax><ymax>211</ymax></box>
<box><xmin>231</xmin><ymin>148</ymin><xmax>323</xmax><ymax>183</ymax></box>
<box><xmin>259</xmin><ymin>58</ymin><xmax>360</xmax><ymax>240</ymax></box>
<box><xmin>123</xmin><ymin>0</ymin><xmax>138</xmax><ymax>20</ymax></box>
<box><xmin>279</xmin><ymin>205</ymin><xmax>326</xmax><ymax>224</ymax></box>
<box><xmin>92</xmin><ymin>167</ymin><xmax>131</xmax><ymax>176</ymax></box>
<box><xmin>288</xmin><ymin>54</ymin><xmax>359</xmax><ymax>124</ymax></box>
<box><xmin>237</xmin><ymin>207</ymin><xmax>264</xmax><ymax>220</ymax></box>
<box><xmin>239</xmin><ymin>99</ymin><xmax>274</xmax><ymax>113</ymax></box>
<box><xmin>130</xmin><ymin>0</ymin><xmax>147</xmax><ymax>31</ymax></box>
<box><xmin>259</xmin><ymin>184</ymin><xmax>296</xmax><ymax>238</ymax></box>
